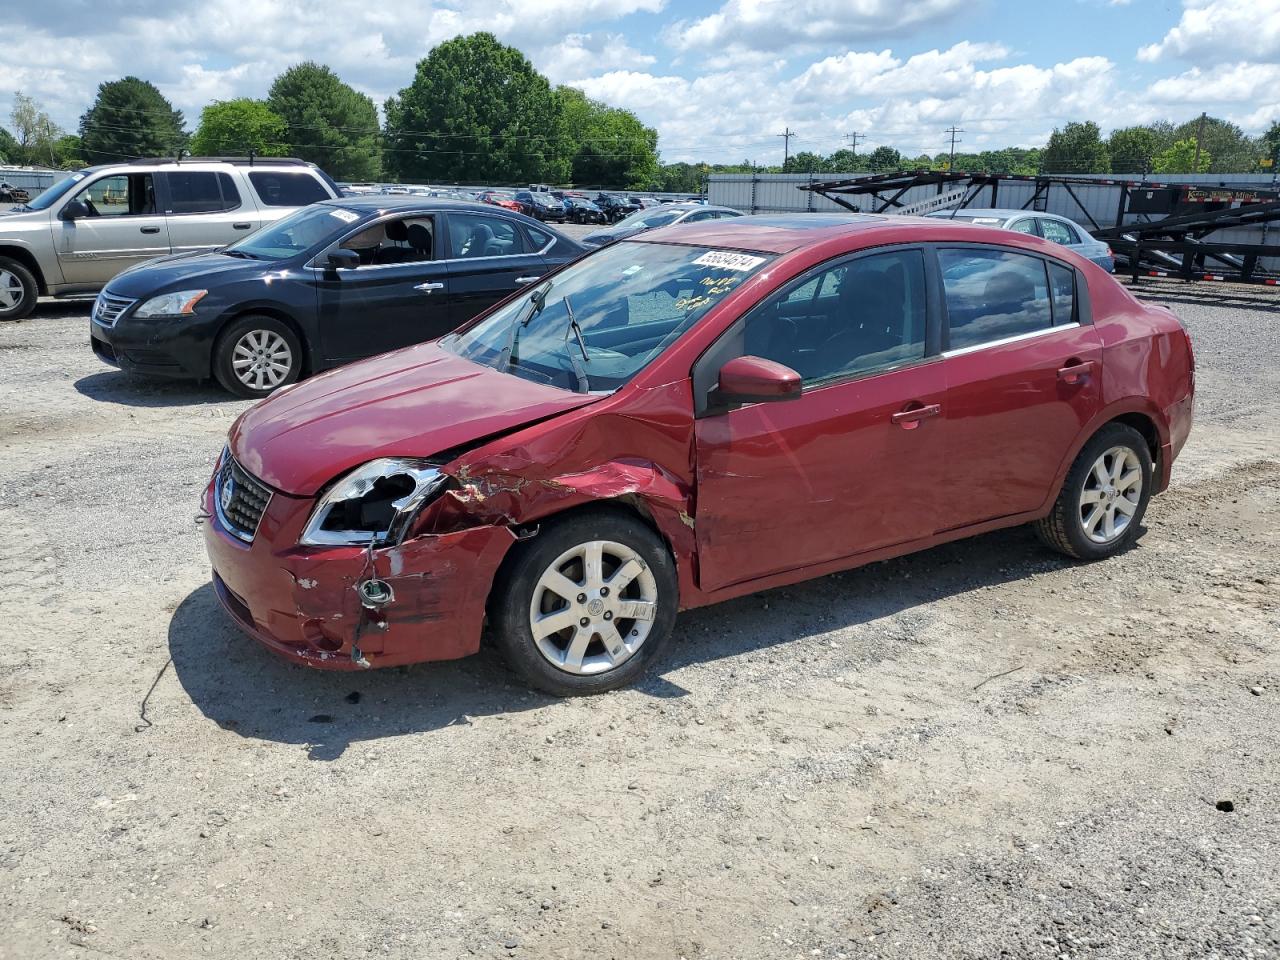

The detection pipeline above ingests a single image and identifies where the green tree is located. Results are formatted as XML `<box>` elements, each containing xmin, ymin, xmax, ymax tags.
<box><xmin>824</xmin><ymin>148</ymin><xmax>865</xmax><ymax>172</ymax></box>
<box><xmin>1153</xmin><ymin>137</ymin><xmax>1211</xmax><ymax>174</ymax></box>
<box><xmin>79</xmin><ymin>77</ymin><xmax>186</xmax><ymax>163</ymax></box>
<box><xmin>1106</xmin><ymin>126</ymin><xmax>1166</xmax><ymax>174</ymax></box>
<box><xmin>656</xmin><ymin>161</ymin><xmax>710</xmax><ymax>193</ymax></box>
<box><xmin>1173</xmin><ymin>115</ymin><xmax>1256</xmax><ymax>172</ymax></box>
<box><xmin>782</xmin><ymin>150</ymin><xmax>827</xmax><ymax>174</ymax></box>
<box><xmin>384</xmin><ymin>34</ymin><xmax>564</xmax><ymax>184</ymax></box>
<box><xmin>9</xmin><ymin>92</ymin><xmax>63</xmax><ymax>165</ymax></box>
<box><xmin>1042</xmin><ymin>121</ymin><xmax>1109</xmax><ymax>174</ymax></box>
<box><xmin>267</xmin><ymin>63</ymin><xmax>381</xmax><ymax>180</ymax></box>
<box><xmin>0</xmin><ymin>125</ymin><xmax>21</xmax><ymax>165</ymax></box>
<box><xmin>867</xmin><ymin>145</ymin><xmax>902</xmax><ymax>171</ymax></box>
<box><xmin>558</xmin><ymin>86</ymin><xmax>658</xmax><ymax>188</ymax></box>
<box><xmin>51</xmin><ymin>135</ymin><xmax>83</xmax><ymax>168</ymax></box>
<box><xmin>191</xmin><ymin>99</ymin><xmax>288</xmax><ymax>157</ymax></box>
<box><xmin>1262</xmin><ymin>120</ymin><xmax>1280</xmax><ymax>167</ymax></box>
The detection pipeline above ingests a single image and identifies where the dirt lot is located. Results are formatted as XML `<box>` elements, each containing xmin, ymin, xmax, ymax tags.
<box><xmin>1</xmin><ymin>276</ymin><xmax>1277</xmax><ymax>960</ymax></box>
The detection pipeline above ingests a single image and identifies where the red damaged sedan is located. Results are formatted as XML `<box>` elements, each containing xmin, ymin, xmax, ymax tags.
<box><xmin>203</xmin><ymin>213</ymin><xmax>1194</xmax><ymax>696</ymax></box>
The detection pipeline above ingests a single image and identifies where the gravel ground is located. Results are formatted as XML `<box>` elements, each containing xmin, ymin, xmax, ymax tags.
<box><xmin>0</xmin><ymin>274</ymin><xmax>1277</xmax><ymax>960</ymax></box>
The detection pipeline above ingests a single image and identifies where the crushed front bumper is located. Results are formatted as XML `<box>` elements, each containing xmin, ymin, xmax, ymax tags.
<box><xmin>201</xmin><ymin>474</ymin><xmax>516</xmax><ymax>670</ymax></box>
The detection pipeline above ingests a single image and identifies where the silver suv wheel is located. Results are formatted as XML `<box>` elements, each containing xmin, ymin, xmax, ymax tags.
<box><xmin>0</xmin><ymin>268</ymin><xmax>26</xmax><ymax>311</ymax></box>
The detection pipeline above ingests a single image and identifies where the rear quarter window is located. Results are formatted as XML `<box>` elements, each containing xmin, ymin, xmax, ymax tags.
<box><xmin>248</xmin><ymin>171</ymin><xmax>330</xmax><ymax>207</ymax></box>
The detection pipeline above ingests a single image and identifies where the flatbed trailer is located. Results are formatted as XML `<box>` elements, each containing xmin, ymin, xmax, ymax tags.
<box><xmin>801</xmin><ymin>171</ymin><xmax>1280</xmax><ymax>287</ymax></box>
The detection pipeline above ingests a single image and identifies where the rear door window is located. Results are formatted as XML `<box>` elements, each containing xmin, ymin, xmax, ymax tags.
<box><xmin>940</xmin><ymin>248</ymin><xmax>1053</xmax><ymax>351</ymax></box>
<box><xmin>164</xmin><ymin>171</ymin><xmax>240</xmax><ymax>213</ymax></box>
<box><xmin>248</xmin><ymin>171</ymin><xmax>329</xmax><ymax>207</ymax></box>
<box><xmin>1048</xmin><ymin>262</ymin><xmax>1077</xmax><ymax>324</ymax></box>
<box><xmin>448</xmin><ymin>213</ymin><xmax>527</xmax><ymax>259</ymax></box>
<box><xmin>1039</xmin><ymin>218</ymin><xmax>1080</xmax><ymax>245</ymax></box>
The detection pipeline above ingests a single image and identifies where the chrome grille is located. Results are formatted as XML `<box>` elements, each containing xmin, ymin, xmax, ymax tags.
<box><xmin>92</xmin><ymin>292</ymin><xmax>135</xmax><ymax>328</ymax></box>
<box><xmin>214</xmin><ymin>453</ymin><xmax>272</xmax><ymax>542</ymax></box>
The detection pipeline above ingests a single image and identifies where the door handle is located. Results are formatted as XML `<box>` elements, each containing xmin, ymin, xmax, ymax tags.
<box><xmin>514</xmin><ymin>275</ymin><xmax>541</xmax><ymax>284</ymax></box>
<box><xmin>414</xmin><ymin>282</ymin><xmax>445</xmax><ymax>294</ymax></box>
<box><xmin>140</xmin><ymin>226</ymin><xmax>160</xmax><ymax>234</ymax></box>
<box><xmin>891</xmin><ymin>403</ymin><xmax>941</xmax><ymax>430</ymax></box>
<box><xmin>232</xmin><ymin>222</ymin><xmax>252</xmax><ymax>230</ymax></box>
<box><xmin>1057</xmin><ymin>359</ymin><xmax>1097</xmax><ymax>384</ymax></box>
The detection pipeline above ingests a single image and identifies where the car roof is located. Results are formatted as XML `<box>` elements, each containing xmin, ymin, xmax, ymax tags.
<box><xmin>633</xmin><ymin>213</ymin><xmax>887</xmax><ymax>253</ymax></box>
<box><xmin>319</xmin><ymin>195</ymin><xmax>525</xmax><ymax>215</ymax></box>
<box><xmin>930</xmin><ymin>208</ymin><xmax>1074</xmax><ymax>222</ymax></box>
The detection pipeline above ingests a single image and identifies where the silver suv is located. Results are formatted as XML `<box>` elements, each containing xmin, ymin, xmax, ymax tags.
<box><xmin>0</xmin><ymin>157</ymin><xmax>340</xmax><ymax>321</ymax></box>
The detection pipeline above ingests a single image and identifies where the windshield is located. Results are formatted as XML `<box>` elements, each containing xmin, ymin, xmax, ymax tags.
<box><xmin>615</xmin><ymin>207</ymin><xmax>683</xmax><ymax>230</ymax></box>
<box><xmin>226</xmin><ymin>204</ymin><xmax>358</xmax><ymax>259</ymax></box>
<box><xmin>441</xmin><ymin>241</ymin><xmax>774</xmax><ymax>393</ymax></box>
<box><xmin>24</xmin><ymin>172</ymin><xmax>87</xmax><ymax>211</ymax></box>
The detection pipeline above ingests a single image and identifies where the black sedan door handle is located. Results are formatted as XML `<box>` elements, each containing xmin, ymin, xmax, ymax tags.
<box><xmin>414</xmin><ymin>282</ymin><xmax>445</xmax><ymax>294</ymax></box>
<box><xmin>140</xmin><ymin>226</ymin><xmax>160</xmax><ymax>234</ymax></box>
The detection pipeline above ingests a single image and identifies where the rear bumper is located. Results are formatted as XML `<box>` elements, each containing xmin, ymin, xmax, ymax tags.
<box><xmin>201</xmin><ymin>475</ymin><xmax>516</xmax><ymax>670</ymax></box>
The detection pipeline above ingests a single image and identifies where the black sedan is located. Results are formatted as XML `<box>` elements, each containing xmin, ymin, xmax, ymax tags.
<box><xmin>89</xmin><ymin>197</ymin><xmax>585</xmax><ymax>397</ymax></box>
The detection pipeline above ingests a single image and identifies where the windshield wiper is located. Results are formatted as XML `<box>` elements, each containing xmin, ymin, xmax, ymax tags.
<box><xmin>560</xmin><ymin>295</ymin><xmax>590</xmax><ymax>394</ymax></box>
<box><xmin>498</xmin><ymin>281</ymin><xmax>550</xmax><ymax>373</ymax></box>
<box><xmin>223</xmin><ymin>249</ymin><xmax>260</xmax><ymax>259</ymax></box>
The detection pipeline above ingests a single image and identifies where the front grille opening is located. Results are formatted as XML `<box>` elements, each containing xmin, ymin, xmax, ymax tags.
<box><xmin>216</xmin><ymin>456</ymin><xmax>272</xmax><ymax>542</ymax></box>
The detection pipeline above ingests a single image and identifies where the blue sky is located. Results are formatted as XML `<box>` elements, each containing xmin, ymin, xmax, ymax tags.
<box><xmin>2</xmin><ymin>0</ymin><xmax>1277</xmax><ymax>165</ymax></box>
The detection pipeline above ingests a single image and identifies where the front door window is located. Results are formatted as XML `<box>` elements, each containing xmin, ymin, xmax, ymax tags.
<box><xmin>71</xmin><ymin>174</ymin><xmax>157</xmax><ymax>217</ymax></box>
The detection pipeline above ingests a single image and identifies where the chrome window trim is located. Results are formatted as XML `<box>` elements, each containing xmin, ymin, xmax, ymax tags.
<box><xmin>943</xmin><ymin>321</ymin><xmax>1080</xmax><ymax>359</ymax></box>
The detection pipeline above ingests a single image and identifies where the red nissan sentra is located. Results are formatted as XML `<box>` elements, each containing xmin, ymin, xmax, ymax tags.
<box><xmin>202</xmin><ymin>214</ymin><xmax>1195</xmax><ymax>696</ymax></box>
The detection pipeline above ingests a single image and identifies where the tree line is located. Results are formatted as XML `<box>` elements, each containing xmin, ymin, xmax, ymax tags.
<box><xmin>2</xmin><ymin>32</ymin><xmax>1278</xmax><ymax>191</ymax></box>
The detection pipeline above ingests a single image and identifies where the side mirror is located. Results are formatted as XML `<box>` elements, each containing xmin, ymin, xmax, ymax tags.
<box><xmin>716</xmin><ymin>355</ymin><xmax>802</xmax><ymax>405</ymax></box>
<box><xmin>61</xmin><ymin>200</ymin><xmax>90</xmax><ymax>221</ymax></box>
<box><xmin>327</xmin><ymin>249</ymin><xmax>360</xmax><ymax>271</ymax></box>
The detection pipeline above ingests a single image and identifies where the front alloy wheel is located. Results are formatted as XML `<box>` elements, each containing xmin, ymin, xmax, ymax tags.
<box><xmin>213</xmin><ymin>314</ymin><xmax>303</xmax><ymax>398</ymax></box>
<box><xmin>491</xmin><ymin>509</ymin><xmax>678</xmax><ymax>696</ymax></box>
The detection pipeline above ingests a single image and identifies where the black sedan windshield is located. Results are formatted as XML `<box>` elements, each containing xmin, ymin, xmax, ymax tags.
<box><xmin>227</xmin><ymin>204</ymin><xmax>360</xmax><ymax>260</ymax></box>
<box><xmin>441</xmin><ymin>241</ymin><xmax>773</xmax><ymax>393</ymax></box>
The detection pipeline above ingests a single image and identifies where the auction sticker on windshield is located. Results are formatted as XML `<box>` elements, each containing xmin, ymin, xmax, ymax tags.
<box><xmin>330</xmin><ymin>209</ymin><xmax>360</xmax><ymax>223</ymax></box>
<box><xmin>692</xmin><ymin>251</ymin><xmax>768</xmax><ymax>272</ymax></box>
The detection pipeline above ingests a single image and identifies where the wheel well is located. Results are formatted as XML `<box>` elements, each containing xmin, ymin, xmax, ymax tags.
<box><xmin>1108</xmin><ymin>412</ymin><xmax>1159</xmax><ymax>463</ymax></box>
<box><xmin>486</xmin><ymin>497</ymin><xmax>677</xmax><ymax>609</ymax></box>
<box><xmin>221</xmin><ymin>307</ymin><xmax>311</xmax><ymax>376</ymax></box>
<box><xmin>0</xmin><ymin>246</ymin><xmax>46</xmax><ymax>295</ymax></box>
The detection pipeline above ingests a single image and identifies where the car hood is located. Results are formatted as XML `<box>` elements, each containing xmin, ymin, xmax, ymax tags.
<box><xmin>106</xmin><ymin>251</ymin><xmax>268</xmax><ymax>296</ymax></box>
<box><xmin>229</xmin><ymin>344</ymin><xmax>599</xmax><ymax>496</ymax></box>
<box><xmin>582</xmin><ymin>226</ymin><xmax>636</xmax><ymax>246</ymax></box>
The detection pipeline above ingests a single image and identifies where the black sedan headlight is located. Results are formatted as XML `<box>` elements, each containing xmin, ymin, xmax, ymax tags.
<box><xmin>300</xmin><ymin>458</ymin><xmax>447</xmax><ymax>547</ymax></box>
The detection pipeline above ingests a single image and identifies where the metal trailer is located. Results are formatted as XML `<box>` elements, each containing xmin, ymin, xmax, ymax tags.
<box><xmin>800</xmin><ymin>170</ymin><xmax>1280</xmax><ymax>287</ymax></box>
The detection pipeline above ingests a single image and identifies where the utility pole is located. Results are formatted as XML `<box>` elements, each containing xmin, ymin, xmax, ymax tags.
<box><xmin>945</xmin><ymin>126</ymin><xmax>964</xmax><ymax>170</ymax></box>
<box><xmin>1193</xmin><ymin>111</ymin><xmax>1207</xmax><ymax>170</ymax></box>
<box><xmin>844</xmin><ymin>131</ymin><xmax>866</xmax><ymax>155</ymax></box>
<box><xmin>778</xmin><ymin>127</ymin><xmax>796</xmax><ymax>166</ymax></box>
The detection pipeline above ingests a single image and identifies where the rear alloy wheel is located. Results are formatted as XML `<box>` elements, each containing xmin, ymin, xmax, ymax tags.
<box><xmin>213</xmin><ymin>315</ymin><xmax>302</xmax><ymax>398</ymax></box>
<box><xmin>491</xmin><ymin>510</ymin><xmax>678</xmax><ymax>696</ymax></box>
<box><xmin>1035</xmin><ymin>423</ymin><xmax>1152</xmax><ymax>560</ymax></box>
<box><xmin>0</xmin><ymin>257</ymin><xmax>38</xmax><ymax>321</ymax></box>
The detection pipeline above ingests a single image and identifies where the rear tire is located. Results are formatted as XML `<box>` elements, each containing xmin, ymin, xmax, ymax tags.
<box><xmin>1035</xmin><ymin>423</ymin><xmax>1152</xmax><ymax>560</ymax></box>
<box><xmin>490</xmin><ymin>509</ymin><xmax>679</xmax><ymax>696</ymax></box>
<box><xmin>213</xmin><ymin>314</ymin><xmax>303</xmax><ymax>399</ymax></box>
<box><xmin>0</xmin><ymin>257</ymin><xmax>38</xmax><ymax>321</ymax></box>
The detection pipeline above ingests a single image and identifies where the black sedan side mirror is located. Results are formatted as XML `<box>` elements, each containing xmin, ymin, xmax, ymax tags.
<box><xmin>327</xmin><ymin>249</ymin><xmax>360</xmax><ymax>271</ymax></box>
<box><xmin>61</xmin><ymin>200</ymin><xmax>90</xmax><ymax>221</ymax></box>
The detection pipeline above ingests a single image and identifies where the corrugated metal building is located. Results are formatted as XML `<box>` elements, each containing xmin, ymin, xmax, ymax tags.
<box><xmin>0</xmin><ymin>166</ymin><xmax>60</xmax><ymax>193</ymax></box>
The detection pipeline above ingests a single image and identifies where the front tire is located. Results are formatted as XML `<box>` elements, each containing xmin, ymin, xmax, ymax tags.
<box><xmin>0</xmin><ymin>257</ymin><xmax>38</xmax><ymax>321</ymax></box>
<box><xmin>213</xmin><ymin>314</ymin><xmax>303</xmax><ymax>399</ymax></box>
<box><xmin>490</xmin><ymin>509</ymin><xmax>679</xmax><ymax>696</ymax></box>
<box><xmin>1035</xmin><ymin>423</ymin><xmax>1153</xmax><ymax>560</ymax></box>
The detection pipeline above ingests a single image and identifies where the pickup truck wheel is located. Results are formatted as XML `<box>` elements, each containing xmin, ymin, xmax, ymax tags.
<box><xmin>1035</xmin><ymin>423</ymin><xmax>1152</xmax><ymax>560</ymax></box>
<box><xmin>491</xmin><ymin>509</ymin><xmax>678</xmax><ymax>696</ymax></box>
<box><xmin>213</xmin><ymin>315</ymin><xmax>302</xmax><ymax>398</ymax></box>
<box><xmin>0</xmin><ymin>258</ymin><xmax>38</xmax><ymax>321</ymax></box>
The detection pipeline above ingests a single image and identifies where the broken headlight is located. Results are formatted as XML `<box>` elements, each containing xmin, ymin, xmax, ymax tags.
<box><xmin>300</xmin><ymin>458</ymin><xmax>447</xmax><ymax>547</ymax></box>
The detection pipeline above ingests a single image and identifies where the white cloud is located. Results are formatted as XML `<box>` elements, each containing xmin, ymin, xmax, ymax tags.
<box><xmin>536</xmin><ymin>34</ymin><xmax>656</xmax><ymax>84</ymax></box>
<box><xmin>1137</xmin><ymin>0</ymin><xmax>1280</xmax><ymax>63</ymax></box>
<box><xmin>667</xmin><ymin>0</ymin><xmax>967</xmax><ymax>54</ymax></box>
<box><xmin>1147</xmin><ymin>62</ymin><xmax>1280</xmax><ymax>103</ymax></box>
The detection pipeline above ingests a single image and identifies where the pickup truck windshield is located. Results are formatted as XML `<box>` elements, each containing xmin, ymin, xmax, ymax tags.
<box><xmin>441</xmin><ymin>240</ymin><xmax>773</xmax><ymax>393</ymax></box>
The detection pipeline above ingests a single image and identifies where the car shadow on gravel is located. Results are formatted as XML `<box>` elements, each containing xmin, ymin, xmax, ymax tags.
<box><xmin>75</xmin><ymin>371</ymin><xmax>241</xmax><ymax>408</ymax></box>
<box><xmin>170</xmin><ymin>523</ymin><xmax>1143</xmax><ymax>759</ymax></box>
